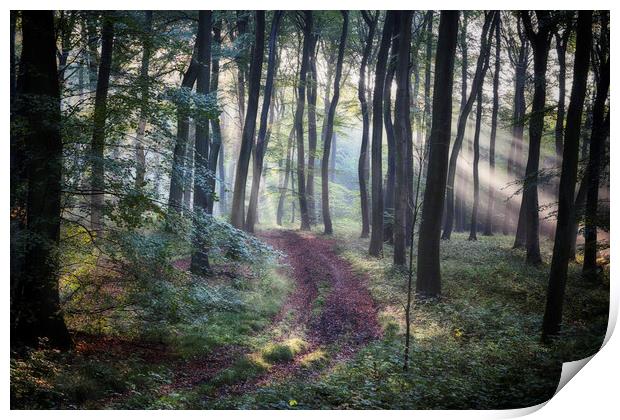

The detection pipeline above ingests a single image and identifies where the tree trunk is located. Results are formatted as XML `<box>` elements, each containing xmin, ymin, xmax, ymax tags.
<box><xmin>583</xmin><ymin>12</ymin><xmax>609</xmax><ymax>281</ymax></box>
<box><xmin>484</xmin><ymin>17</ymin><xmax>500</xmax><ymax>236</ymax></box>
<box><xmin>357</xmin><ymin>13</ymin><xmax>377</xmax><ymax>239</ymax></box>
<box><xmin>442</xmin><ymin>12</ymin><xmax>495</xmax><ymax>240</ymax></box>
<box><xmin>416</xmin><ymin>11</ymin><xmax>459</xmax><ymax>296</ymax></box>
<box><xmin>90</xmin><ymin>13</ymin><xmax>114</xmax><ymax>233</ymax></box>
<box><xmin>520</xmin><ymin>11</ymin><xmax>556</xmax><ymax>265</ymax></box>
<box><xmin>393</xmin><ymin>11</ymin><xmax>413</xmax><ymax>266</ymax></box>
<box><xmin>469</xmin><ymin>89</ymin><xmax>483</xmax><ymax>241</ymax></box>
<box><xmin>206</xmin><ymin>19</ymin><xmax>224</xmax><ymax>215</ymax></box>
<box><xmin>293</xmin><ymin>12</ymin><xmax>313</xmax><ymax>231</ymax></box>
<box><xmin>277</xmin><ymin>126</ymin><xmax>295</xmax><ymax>226</ymax></box>
<box><xmin>453</xmin><ymin>14</ymin><xmax>468</xmax><ymax>234</ymax></box>
<box><xmin>369</xmin><ymin>11</ymin><xmax>393</xmax><ymax>257</ymax></box>
<box><xmin>421</xmin><ymin>11</ymin><xmax>434</xmax><ymax>176</ymax></box>
<box><xmin>306</xmin><ymin>33</ymin><xmax>319</xmax><ymax>225</ymax></box>
<box><xmin>190</xmin><ymin>11</ymin><xmax>213</xmax><ymax>275</ymax></box>
<box><xmin>135</xmin><ymin>11</ymin><xmax>153</xmax><ymax>191</ymax></box>
<box><xmin>542</xmin><ymin>11</ymin><xmax>592</xmax><ymax>339</ymax></box>
<box><xmin>246</xmin><ymin>12</ymin><xmax>283</xmax><ymax>232</ymax></box>
<box><xmin>321</xmin><ymin>11</ymin><xmax>348</xmax><ymax>234</ymax></box>
<box><xmin>12</xmin><ymin>11</ymin><xmax>71</xmax><ymax>349</ymax></box>
<box><xmin>230</xmin><ymin>11</ymin><xmax>265</xmax><ymax>229</ymax></box>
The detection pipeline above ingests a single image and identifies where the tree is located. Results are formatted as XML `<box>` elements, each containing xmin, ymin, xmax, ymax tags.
<box><xmin>134</xmin><ymin>11</ymin><xmax>153</xmax><ymax>191</ymax></box>
<box><xmin>306</xmin><ymin>31</ymin><xmax>319</xmax><ymax>225</ymax></box>
<box><xmin>542</xmin><ymin>11</ymin><xmax>592</xmax><ymax>340</ymax></box>
<box><xmin>230</xmin><ymin>11</ymin><xmax>265</xmax><ymax>229</ymax></box>
<box><xmin>553</xmin><ymin>13</ymin><xmax>574</xmax><ymax>158</ymax></box>
<box><xmin>321</xmin><ymin>11</ymin><xmax>349</xmax><ymax>234</ymax></box>
<box><xmin>520</xmin><ymin>11</ymin><xmax>557</xmax><ymax>265</ymax></box>
<box><xmin>90</xmin><ymin>13</ymin><xmax>115</xmax><ymax>233</ymax></box>
<box><xmin>206</xmin><ymin>18</ymin><xmax>223</xmax><ymax>214</ymax></box>
<box><xmin>393</xmin><ymin>11</ymin><xmax>413</xmax><ymax>266</ymax></box>
<box><xmin>442</xmin><ymin>12</ymin><xmax>496</xmax><ymax>240</ymax></box>
<box><xmin>453</xmin><ymin>13</ymin><xmax>468</xmax><ymax>233</ymax></box>
<box><xmin>469</xmin><ymin>88</ymin><xmax>483</xmax><ymax>241</ymax></box>
<box><xmin>416</xmin><ymin>11</ymin><xmax>459</xmax><ymax>296</ymax></box>
<box><xmin>357</xmin><ymin>11</ymin><xmax>377</xmax><ymax>239</ymax></box>
<box><xmin>293</xmin><ymin>11</ymin><xmax>313</xmax><ymax>231</ymax></box>
<box><xmin>12</xmin><ymin>11</ymin><xmax>71</xmax><ymax>349</ymax></box>
<box><xmin>583</xmin><ymin>11</ymin><xmax>609</xmax><ymax>281</ymax></box>
<box><xmin>246</xmin><ymin>11</ymin><xmax>284</xmax><ymax>232</ymax></box>
<box><xmin>369</xmin><ymin>11</ymin><xmax>393</xmax><ymax>257</ymax></box>
<box><xmin>483</xmin><ymin>16</ymin><xmax>500</xmax><ymax>236</ymax></box>
<box><xmin>190</xmin><ymin>11</ymin><xmax>213</xmax><ymax>274</ymax></box>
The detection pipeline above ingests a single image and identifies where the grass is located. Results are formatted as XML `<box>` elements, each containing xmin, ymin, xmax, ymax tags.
<box><xmin>205</xmin><ymin>228</ymin><xmax>608</xmax><ymax>409</ymax></box>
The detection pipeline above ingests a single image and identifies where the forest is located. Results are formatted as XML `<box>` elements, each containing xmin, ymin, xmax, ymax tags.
<box><xmin>10</xmin><ymin>10</ymin><xmax>610</xmax><ymax>410</ymax></box>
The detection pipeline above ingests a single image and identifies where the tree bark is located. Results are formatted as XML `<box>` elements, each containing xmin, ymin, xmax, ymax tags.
<box><xmin>135</xmin><ymin>11</ymin><xmax>153</xmax><ymax>191</ymax></box>
<box><xmin>383</xmin><ymin>20</ymin><xmax>398</xmax><ymax>243</ymax></box>
<box><xmin>277</xmin><ymin>126</ymin><xmax>295</xmax><ymax>226</ymax></box>
<box><xmin>230</xmin><ymin>11</ymin><xmax>265</xmax><ymax>229</ymax></box>
<box><xmin>190</xmin><ymin>11</ymin><xmax>213</xmax><ymax>274</ymax></box>
<box><xmin>520</xmin><ymin>11</ymin><xmax>556</xmax><ymax>265</ymax></box>
<box><xmin>416</xmin><ymin>11</ymin><xmax>459</xmax><ymax>296</ymax></box>
<box><xmin>206</xmin><ymin>18</ymin><xmax>223</xmax><ymax>215</ymax></box>
<box><xmin>393</xmin><ymin>11</ymin><xmax>413</xmax><ymax>266</ymax></box>
<box><xmin>369</xmin><ymin>11</ymin><xmax>393</xmax><ymax>257</ymax></box>
<box><xmin>306</xmin><ymin>33</ymin><xmax>319</xmax><ymax>225</ymax></box>
<box><xmin>294</xmin><ymin>11</ymin><xmax>313</xmax><ymax>231</ymax></box>
<box><xmin>542</xmin><ymin>11</ymin><xmax>592</xmax><ymax>339</ymax></box>
<box><xmin>321</xmin><ymin>11</ymin><xmax>348</xmax><ymax>234</ymax></box>
<box><xmin>12</xmin><ymin>11</ymin><xmax>71</xmax><ymax>349</ymax></box>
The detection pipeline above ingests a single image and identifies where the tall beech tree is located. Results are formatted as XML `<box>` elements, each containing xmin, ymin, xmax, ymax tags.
<box><xmin>383</xmin><ymin>19</ymin><xmax>399</xmax><ymax>243</ymax></box>
<box><xmin>553</xmin><ymin>13</ymin><xmax>574</xmax><ymax>158</ymax></box>
<box><xmin>542</xmin><ymin>11</ymin><xmax>591</xmax><ymax>339</ymax></box>
<box><xmin>520</xmin><ymin>11</ymin><xmax>557</xmax><ymax>265</ymax></box>
<box><xmin>230</xmin><ymin>11</ymin><xmax>265</xmax><ymax>229</ymax></box>
<box><xmin>190</xmin><ymin>11</ymin><xmax>213</xmax><ymax>274</ymax></box>
<box><xmin>206</xmin><ymin>18</ymin><xmax>223</xmax><ymax>214</ymax></box>
<box><xmin>393</xmin><ymin>11</ymin><xmax>413</xmax><ymax>266</ymax></box>
<box><xmin>321</xmin><ymin>11</ymin><xmax>348</xmax><ymax>234</ymax></box>
<box><xmin>583</xmin><ymin>11</ymin><xmax>609</xmax><ymax>281</ymax></box>
<box><xmin>306</xmin><ymin>33</ymin><xmax>319</xmax><ymax>225</ymax></box>
<box><xmin>134</xmin><ymin>11</ymin><xmax>153</xmax><ymax>190</ymax></box>
<box><xmin>12</xmin><ymin>11</ymin><xmax>71</xmax><ymax>349</ymax></box>
<box><xmin>369</xmin><ymin>11</ymin><xmax>393</xmax><ymax>257</ymax></box>
<box><xmin>442</xmin><ymin>11</ymin><xmax>495</xmax><ymax>240</ymax></box>
<box><xmin>416</xmin><ymin>11</ymin><xmax>459</xmax><ymax>295</ymax></box>
<box><xmin>483</xmin><ymin>16</ymin><xmax>501</xmax><ymax>236</ymax></box>
<box><xmin>246</xmin><ymin>11</ymin><xmax>284</xmax><ymax>232</ymax></box>
<box><xmin>454</xmin><ymin>13</ymin><xmax>468</xmax><ymax>233</ymax></box>
<box><xmin>293</xmin><ymin>11</ymin><xmax>313</xmax><ymax>231</ymax></box>
<box><xmin>90</xmin><ymin>13</ymin><xmax>115</xmax><ymax>233</ymax></box>
<box><xmin>357</xmin><ymin>11</ymin><xmax>377</xmax><ymax>239</ymax></box>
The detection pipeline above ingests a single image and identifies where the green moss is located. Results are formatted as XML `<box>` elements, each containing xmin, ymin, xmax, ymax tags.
<box><xmin>262</xmin><ymin>338</ymin><xmax>307</xmax><ymax>363</ymax></box>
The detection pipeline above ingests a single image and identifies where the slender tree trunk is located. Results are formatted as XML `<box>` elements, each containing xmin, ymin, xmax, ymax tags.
<box><xmin>277</xmin><ymin>126</ymin><xmax>295</xmax><ymax>226</ymax></box>
<box><xmin>484</xmin><ymin>17</ymin><xmax>500</xmax><ymax>235</ymax></box>
<box><xmin>12</xmin><ymin>11</ymin><xmax>71</xmax><ymax>349</ymax></box>
<box><xmin>135</xmin><ymin>11</ymin><xmax>153</xmax><ymax>191</ymax></box>
<box><xmin>393</xmin><ymin>11</ymin><xmax>413</xmax><ymax>266</ymax></box>
<box><xmin>383</xmin><ymin>21</ymin><xmax>398</xmax><ymax>243</ymax></box>
<box><xmin>246</xmin><ymin>12</ymin><xmax>283</xmax><ymax>232</ymax></box>
<box><xmin>206</xmin><ymin>19</ymin><xmax>223</xmax><ymax>215</ymax></box>
<box><xmin>542</xmin><ymin>11</ymin><xmax>592</xmax><ymax>339</ymax></box>
<box><xmin>469</xmin><ymin>89</ymin><xmax>483</xmax><ymax>241</ymax></box>
<box><xmin>190</xmin><ymin>11</ymin><xmax>213</xmax><ymax>274</ymax></box>
<box><xmin>454</xmin><ymin>14</ymin><xmax>468</xmax><ymax>234</ymax></box>
<box><xmin>442</xmin><ymin>12</ymin><xmax>495</xmax><ymax>240</ymax></box>
<box><xmin>357</xmin><ymin>13</ymin><xmax>377</xmax><ymax>239</ymax></box>
<box><xmin>230</xmin><ymin>11</ymin><xmax>265</xmax><ymax>229</ymax></box>
<box><xmin>294</xmin><ymin>11</ymin><xmax>313</xmax><ymax>231</ymax></box>
<box><xmin>306</xmin><ymin>34</ymin><xmax>319</xmax><ymax>225</ymax></box>
<box><xmin>369</xmin><ymin>11</ymin><xmax>393</xmax><ymax>256</ymax></box>
<box><xmin>416</xmin><ymin>11</ymin><xmax>459</xmax><ymax>296</ymax></box>
<box><xmin>90</xmin><ymin>14</ymin><xmax>114</xmax><ymax>233</ymax></box>
<box><xmin>583</xmin><ymin>12</ymin><xmax>609</xmax><ymax>281</ymax></box>
<box><xmin>321</xmin><ymin>11</ymin><xmax>348</xmax><ymax>234</ymax></box>
<box><xmin>421</xmin><ymin>11</ymin><xmax>434</xmax><ymax>177</ymax></box>
<box><xmin>553</xmin><ymin>19</ymin><xmax>572</xmax><ymax>158</ymax></box>
<box><xmin>520</xmin><ymin>11</ymin><xmax>556</xmax><ymax>265</ymax></box>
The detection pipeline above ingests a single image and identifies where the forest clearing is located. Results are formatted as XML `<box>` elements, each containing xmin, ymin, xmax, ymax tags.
<box><xmin>9</xmin><ymin>9</ymin><xmax>610</xmax><ymax>410</ymax></box>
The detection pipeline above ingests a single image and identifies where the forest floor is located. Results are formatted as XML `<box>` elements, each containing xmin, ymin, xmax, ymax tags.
<box><xmin>10</xmin><ymin>228</ymin><xmax>609</xmax><ymax>409</ymax></box>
